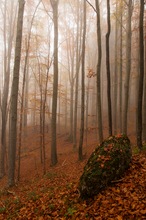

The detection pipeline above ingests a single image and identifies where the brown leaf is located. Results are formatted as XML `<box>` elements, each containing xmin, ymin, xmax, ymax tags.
<box><xmin>117</xmin><ymin>215</ymin><xmax>123</xmax><ymax>220</ymax></box>
<box><xmin>140</xmin><ymin>209</ymin><xmax>146</xmax><ymax>215</ymax></box>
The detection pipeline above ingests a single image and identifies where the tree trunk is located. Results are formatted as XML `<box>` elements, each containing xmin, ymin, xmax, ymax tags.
<box><xmin>113</xmin><ymin>0</ymin><xmax>118</xmax><ymax>134</ymax></box>
<box><xmin>85</xmin><ymin>79</ymin><xmax>90</xmax><ymax>147</ymax></box>
<box><xmin>95</xmin><ymin>0</ymin><xmax>103</xmax><ymax>143</ymax></box>
<box><xmin>64</xmin><ymin>84</ymin><xmax>68</xmax><ymax>133</ymax></box>
<box><xmin>18</xmin><ymin>38</ymin><xmax>29</xmax><ymax>181</ymax></box>
<box><xmin>123</xmin><ymin>0</ymin><xmax>133</xmax><ymax>135</ymax></box>
<box><xmin>70</xmin><ymin>82</ymin><xmax>74</xmax><ymax>142</ymax></box>
<box><xmin>23</xmin><ymin>64</ymin><xmax>29</xmax><ymax>130</ymax></box>
<box><xmin>119</xmin><ymin>0</ymin><xmax>123</xmax><ymax>133</ymax></box>
<box><xmin>42</xmin><ymin>66</ymin><xmax>50</xmax><ymax>174</ymax></box>
<box><xmin>50</xmin><ymin>0</ymin><xmax>59</xmax><ymax>166</ymax></box>
<box><xmin>143</xmin><ymin>16</ymin><xmax>146</xmax><ymax>141</ymax></box>
<box><xmin>73</xmin><ymin>0</ymin><xmax>81</xmax><ymax>149</ymax></box>
<box><xmin>79</xmin><ymin>0</ymin><xmax>86</xmax><ymax>161</ymax></box>
<box><xmin>137</xmin><ymin>0</ymin><xmax>144</xmax><ymax>150</ymax></box>
<box><xmin>8</xmin><ymin>0</ymin><xmax>25</xmax><ymax>187</ymax></box>
<box><xmin>38</xmin><ymin>60</ymin><xmax>43</xmax><ymax>164</ymax></box>
<box><xmin>106</xmin><ymin>0</ymin><xmax>112</xmax><ymax>136</ymax></box>
<box><xmin>66</xmin><ymin>33</ymin><xmax>75</xmax><ymax>142</ymax></box>
<box><xmin>0</xmin><ymin>0</ymin><xmax>15</xmax><ymax>178</ymax></box>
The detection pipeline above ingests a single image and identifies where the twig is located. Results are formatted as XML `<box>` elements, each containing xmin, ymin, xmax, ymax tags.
<box><xmin>62</xmin><ymin>159</ymin><xmax>67</xmax><ymax>166</ymax></box>
<box><xmin>86</xmin><ymin>0</ymin><xmax>97</xmax><ymax>13</ymax></box>
<box><xmin>7</xmin><ymin>190</ymin><xmax>15</xmax><ymax>195</ymax></box>
<box><xmin>111</xmin><ymin>178</ymin><xmax>125</xmax><ymax>183</ymax></box>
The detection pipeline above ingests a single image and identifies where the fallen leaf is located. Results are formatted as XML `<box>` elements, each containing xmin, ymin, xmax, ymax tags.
<box><xmin>117</xmin><ymin>215</ymin><xmax>123</xmax><ymax>220</ymax></box>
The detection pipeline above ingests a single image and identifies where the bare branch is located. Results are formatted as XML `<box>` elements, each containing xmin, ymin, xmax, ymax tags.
<box><xmin>86</xmin><ymin>0</ymin><xmax>97</xmax><ymax>13</ymax></box>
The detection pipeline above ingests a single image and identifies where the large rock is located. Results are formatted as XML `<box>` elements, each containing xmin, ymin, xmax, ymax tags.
<box><xmin>79</xmin><ymin>134</ymin><xmax>132</xmax><ymax>199</ymax></box>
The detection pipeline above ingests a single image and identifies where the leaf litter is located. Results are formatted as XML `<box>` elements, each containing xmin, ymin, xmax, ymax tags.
<box><xmin>0</xmin><ymin>138</ymin><xmax>145</xmax><ymax>220</ymax></box>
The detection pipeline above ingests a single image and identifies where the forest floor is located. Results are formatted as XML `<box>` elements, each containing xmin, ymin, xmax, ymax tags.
<box><xmin>0</xmin><ymin>130</ymin><xmax>146</xmax><ymax>219</ymax></box>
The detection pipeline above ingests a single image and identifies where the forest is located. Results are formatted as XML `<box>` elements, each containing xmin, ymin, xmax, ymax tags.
<box><xmin>0</xmin><ymin>0</ymin><xmax>146</xmax><ymax>219</ymax></box>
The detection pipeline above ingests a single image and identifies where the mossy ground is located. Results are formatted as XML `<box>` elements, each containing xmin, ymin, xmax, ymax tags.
<box><xmin>79</xmin><ymin>134</ymin><xmax>132</xmax><ymax>199</ymax></box>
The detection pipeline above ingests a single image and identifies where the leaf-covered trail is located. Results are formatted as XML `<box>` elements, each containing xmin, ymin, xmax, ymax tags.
<box><xmin>0</xmin><ymin>136</ymin><xmax>146</xmax><ymax>219</ymax></box>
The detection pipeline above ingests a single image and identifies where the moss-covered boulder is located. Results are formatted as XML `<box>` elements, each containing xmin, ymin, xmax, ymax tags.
<box><xmin>79</xmin><ymin>134</ymin><xmax>132</xmax><ymax>199</ymax></box>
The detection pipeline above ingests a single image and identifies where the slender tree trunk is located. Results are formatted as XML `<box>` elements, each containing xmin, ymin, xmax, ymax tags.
<box><xmin>123</xmin><ymin>0</ymin><xmax>133</xmax><ymax>135</ymax></box>
<box><xmin>42</xmin><ymin>57</ymin><xmax>52</xmax><ymax>174</ymax></box>
<box><xmin>65</xmin><ymin>84</ymin><xmax>68</xmax><ymax>133</ymax></box>
<box><xmin>70</xmin><ymin>82</ymin><xmax>74</xmax><ymax>141</ymax></box>
<box><xmin>32</xmin><ymin>77</ymin><xmax>37</xmax><ymax>127</ymax></box>
<box><xmin>73</xmin><ymin>1</ymin><xmax>81</xmax><ymax>148</ymax></box>
<box><xmin>58</xmin><ymin>76</ymin><xmax>61</xmax><ymax>133</ymax></box>
<box><xmin>95</xmin><ymin>0</ymin><xmax>103</xmax><ymax>143</ymax></box>
<box><xmin>69</xmin><ymin>40</ymin><xmax>75</xmax><ymax>142</ymax></box>
<box><xmin>1</xmin><ymin>0</ymin><xmax>8</xmax><ymax>178</ymax></box>
<box><xmin>73</xmin><ymin>65</ymin><xmax>79</xmax><ymax>148</ymax></box>
<box><xmin>79</xmin><ymin>0</ymin><xmax>86</xmax><ymax>161</ymax></box>
<box><xmin>137</xmin><ymin>0</ymin><xmax>144</xmax><ymax>150</ymax></box>
<box><xmin>85</xmin><ymin>80</ymin><xmax>90</xmax><ymax>147</ymax></box>
<box><xmin>0</xmin><ymin>0</ymin><xmax>15</xmax><ymax>178</ymax></box>
<box><xmin>50</xmin><ymin>0</ymin><xmax>59</xmax><ymax>166</ymax></box>
<box><xmin>18</xmin><ymin>38</ymin><xmax>29</xmax><ymax>181</ymax></box>
<box><xmin>106</xmin><ymin>0</ymin><xmax>112</xmax><ymax>136</ymax></box>
<box><xmin>119</xmin><ymin>0</ymin><xmax>123</xmax><ymax>133</ymax></box>
<box><xmin>39</xmin><ymin>63</ymin><xmax>43</xmax><ymax>164</ymax></box>
<box><xmin>113</xmin><ymin>0</ymin><xmax>118</xmax><ymax>134</ymax></box>
<box><xmin>143</xmin><ymin>18</ymin><xmax>146</xmax><ymax>141</ymax></box>
<box><xmin>8</xmin><ymin>0</ymin><xmax>25</xmax><ymax>187</ymax></box>
<box><xmin>66</xmin><ymin>36</ymin><xmax>75</xmax><ymax>142</ymax></box>
<box><xmin>23</xmin><ymin>64</ymin><xmax>29</xmax><ymax>130</ymax></box>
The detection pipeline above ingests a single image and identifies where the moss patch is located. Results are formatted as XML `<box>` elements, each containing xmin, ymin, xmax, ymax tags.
<box><xmin>78</xmin><ymin>134</ymin><xmax>132</xmax><ymax>199</ymax></box>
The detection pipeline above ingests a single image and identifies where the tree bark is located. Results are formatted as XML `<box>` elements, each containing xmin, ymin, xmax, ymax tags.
<box><xmin>106</xmin><ymin>0</ymin><xmax>112</xmax><ymax>136</ymax></box>
<box><xmin>119</xmin><ymin>0</ymin><xmax>123</xmax><ymax>133</ymax></box>
<box><xmin>66</xmin><ymin>32</ymin><xmax>75</xmax><ymax>142</ymax></box>
<box><xmin>79</xmin><ymin>0</ymin><xmax>86</xmax><ymax>161</ymax></box>
<box><xmin>95</xmin><ymin>0</ymin><xmax>103</xmax><ymax>143</ymax></box>
<box><xmin>50</xmin><ymin>0</ymin><xmax>59</xmax><ymax>166</ymax></box>
<box><xmin>143</xmin><ymin>15</ymin><xmax>146</xmax><ymax>141</ymax></box>
<box><xmin>8</xmin><ymin>0</ymin><xmax>25</xmax><ymax>187</ymax></box>
<box><xmin>137</xmin><ymin>0</ymin><xmax>144</xmax><ymax>150</ymax></box>
<box><xmin>73</xmin><ymin>0</ymin><xmax>81</xmax><ymax>149</ymax></box>
<box><xmin>0</xmin><ymin>0</ymin><xmax>15</xmax><ymax>178</ymax></box>
<box><xmin>123</xmin><ymin>0</ymin><xmax>133</xmax><ymax>135</ymax></box>
<box><xmin>113</xmin><ymin>0</ymin><xmax>118</xmax><ymax>134</ymax></box>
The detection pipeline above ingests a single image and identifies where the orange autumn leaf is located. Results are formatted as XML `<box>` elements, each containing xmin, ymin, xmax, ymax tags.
<box><xmin>117</xmin><ymin>215</ymin><xmax>123</xmax><ymax>220</ymax></box>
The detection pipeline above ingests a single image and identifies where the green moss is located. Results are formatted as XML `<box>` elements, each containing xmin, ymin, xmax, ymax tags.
<box><xmin>27</xmin><ymin>191</ymin><xmax>40</xmax><ymax>201</ymax></box>
<box><xmin>0</xmin><ymin>207</ymin><xmax>6</xmax><ymax>214</ymax></box>
<box><xmin>65</xmin><ymin>206</ymin><xmax>76</xmax><ymax>217</ymax></box>
<box><xmin>79</xmin><ymin>134</ymin><xmax>132</xmax><ymax>199</ymax></box>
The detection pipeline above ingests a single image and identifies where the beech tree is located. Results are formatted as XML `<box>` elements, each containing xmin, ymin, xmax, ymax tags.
<box><xmin>0</xmin><ymin>0</ymin><xmax>16</xmax><ymax>178</ymax></box>
<box><xmin>50</xmin><ymin>0</ymin><xmax>59</xmax><ymax>166</ymax></box>
<box><xmin>8</xmin><ymin>0</ymin><xmax>25</xmax><ymax>187</ymax></box>
<box><xmin>66</xmin><ymin>29</ymin><xmax>76</xmax><ymax>142</ymax></box>
<box><xmin>106</xmin><ymin>0</ymin><xmax>112</xmax><ymax>136</ymax></box>
<box><xmin>113</xmin><ymin>0</ymin><xmax>118</xmax><ymax>134</ymax></box>
<box><xmin>123</xmin><ymin>0</ymin><xmax>133</xmax><ymax>135</ymax></box>
<box><xmin>95</xmin><ymin>0</ymin><xmax>103</xmax><ymax>143</ymax></box>
<box><xmin>119</xmin><ymin>0</ymin><xmax>123</xmax><ymax>133</ymax></box>
<box><xmin>78</xmin><ymin>0</ymin><xmax>86</xmax><ymax>160</ymax></box>
<box><xmin>137</xmin><ymin>0</ymin><xmax>144</xmax><ymax>150</ymax></box>
<box><xmin>73</xmin><ymin>0</ymin><xmax>82</xmax><ymax>149</ymax></box>
<box><xmin>143</xmin><ymin>7</ymin><xmax>146</xmax><ymax>141</ymax></box>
